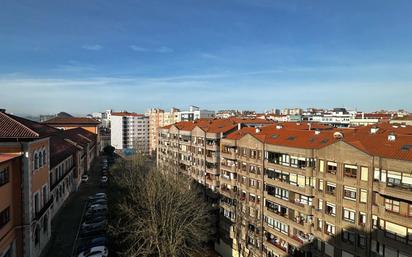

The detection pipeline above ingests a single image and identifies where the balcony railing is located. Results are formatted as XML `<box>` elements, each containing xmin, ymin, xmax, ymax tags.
<box><xmin>34</xmin><ymin>197</ymin><xmax>53</xmax><ymax>221</ymax></box>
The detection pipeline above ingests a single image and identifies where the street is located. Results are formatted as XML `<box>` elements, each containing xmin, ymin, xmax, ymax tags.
<box><xmin>42</xmin><ymin>156</ymin><xmax>106</xmax><ymax>257</ymax></box>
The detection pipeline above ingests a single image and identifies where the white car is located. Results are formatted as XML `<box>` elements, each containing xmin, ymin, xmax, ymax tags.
<box><xmin>101</xmin><ymin>176</ymin><xmax>108</xmax><ymax>183</ymax></box>
<box><xmin>81</xmin><ymin>175</ymin><xmax>89</xmax><ymax>182</ymax></box>
<box><xmin>77</xmin><ymin>246</ymin><xmax>108</xmax><ymax>257</ymax></box>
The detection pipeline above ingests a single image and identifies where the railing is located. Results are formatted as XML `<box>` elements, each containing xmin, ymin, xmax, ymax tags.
<box><xmin>34</xmin><ymin>197</ymin><xmax>53</xmax><ymax>221</ymax></box>
<box><xmin>50</xmin><ymin>165</ymin><xmax>75</xmax><ymax>191</ymax></box>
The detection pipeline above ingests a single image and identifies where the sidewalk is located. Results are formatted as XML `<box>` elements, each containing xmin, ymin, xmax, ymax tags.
<box><xmin>42</xmin><ymin>156</ymin><xmax>106</xmax><ymax>257</ymax></box>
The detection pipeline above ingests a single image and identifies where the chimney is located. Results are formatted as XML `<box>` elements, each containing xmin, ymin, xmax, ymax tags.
<box><xmin>256</xmin><ymin>127</ymin><xmax>261</xmax><ymax>133</ymax></box>
<box><xmin>0</xmin><ymin>108</ymin><xmax>5</xmax><ymax>113</ymax></box>
<box><xmin>388</xmin><ymin>133</ymin><xmax>396</xmax><ymax>142</ymax></box>
<box><xmin>314</xmin><ymin>130</ymin><xmax>321</xmax><ymax>135</ymax></box>
<box><xmin>370</xmin><ymin>127</ymin><xmax>379</xmax><ymax>134</ymax></box>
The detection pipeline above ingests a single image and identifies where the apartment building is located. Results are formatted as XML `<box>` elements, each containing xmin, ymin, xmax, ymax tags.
<box><xmin>157</xmin><ymin>118</ymin><xmax>274</xmax><ymax>194</ymax></box>
<box><xmin>179</xmin><ymin>105</ymin><xmax>215</xmax><ymax>121</ymax></box>
<box><xmin>43</xmin><ymin>116</ymin><xmax>101</xmax><ymax>152</ymax></box>
<box><xmin>110</xmin><ymin>111</ymin><xmax>149</xmax><ymax>154</ymax></box>
<box><xmin>158</xmin><ymin>118</ymin><xmax>412</xmax><ymax>257</ymax></box>
<box><xmin>0</xmin><ymin>111</ymin><xmax>98</xmax><ymax>257</ymax></box>
<box><xmin>147</xmin><ymin>108</ymin><xmax>181</xmax><ymax>155</ymax></box>
<box><xmin>0</xmin><ymin>154</ymin><xmax>23</xmax><ymax>257</ymax></box>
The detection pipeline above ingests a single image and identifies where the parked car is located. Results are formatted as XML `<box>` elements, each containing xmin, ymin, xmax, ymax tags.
<box><xmin>81</xmin><ymin>175</ymin><xmax>89</xmax><ymax>182</ymax></box>
<box><xmin>85</xmin><ymin>205</ymin><xmax>107</xmax><ymax>219</ymax></box>
<box><xmin>87</xmin><ymin>199</ymin><xmax>107</xmax><ymax>208</ymax></box>
<box><xmin>82</xmin><ymin>214</ymin><xmax>106</xmax><ymax>225</ymax></box>
<box><xmin>88</xmin><ymin>193</ymin><xmax>107</xmax><ymax>201</ymax></box>
<box><xmin>79</xmin><ymin>222</ymin><xmax>107</xmax><ymax>237</ymax></box>
<box><xmin>77</xmin><ymin>246</ymin><xmax>108</xmax><ymax>257</ymax></box>
<box><xmin>81</xmin><ymin>219</ymin><xmax>107</xmax><ymax>230</ymax></box>
<box><xmin>100</xmin><ymin>176</ymin><xmax>108</xmax><ymax>183</ymax></box>
<box><xmin>76</xmin><ymin>236</ymin><xmax>108</xmax><ymax>254</ymax></box>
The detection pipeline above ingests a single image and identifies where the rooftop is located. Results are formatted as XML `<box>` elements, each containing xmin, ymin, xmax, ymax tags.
<box><xmin>43</xmin><ymin>117</ymin><xmax>100</xmax><ymax>125</ymax></box>
<box><xmin>0</xmin><ymin>111</ymin><xmax>59</xmax><ymax>139</ymax></box>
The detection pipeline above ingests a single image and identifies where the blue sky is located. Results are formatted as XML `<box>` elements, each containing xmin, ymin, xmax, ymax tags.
<box><xmin>1</xmin><ymin>0</ymin><xmax>412</xmax><ymax>115</ymax></box>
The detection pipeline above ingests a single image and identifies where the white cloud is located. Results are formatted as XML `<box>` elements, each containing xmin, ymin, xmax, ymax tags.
<box><xmin>82</xmin><ymin>44</ymin><xmax>103</xmax><ymax>51</ymax></box>
<box><xmin>130</xmin><ymin>45</ymin><xmax>148</xmax><ymax>52</ymax></box>
<box><xmin>155</xmin><ymin>46</ymin><xmax>173</xmax><ymax>53</ymax></box>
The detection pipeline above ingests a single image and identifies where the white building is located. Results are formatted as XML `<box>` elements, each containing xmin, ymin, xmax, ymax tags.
<box><xmin>179</xmin><ymin>105</ymin><xmax>215</xmax><ymax>121</ymax></box>
<box><xmin>304</xmin><ymin>108</ymin><xmax>356</xmax><ymax>127</ymax></box>
<box><xmin>110</xmin><ymin>111</ymin><xmax>149</xmax><ymax>154</ymax></box>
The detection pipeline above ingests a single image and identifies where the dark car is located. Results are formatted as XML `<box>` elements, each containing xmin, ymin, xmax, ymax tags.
<box><xmin>88</xmin><ymin>193</ymin><xmax>107</xmax><ymax>201</ymax></box>
<box><xmin>82</xmin><ymin>215</ymin><xmax>107</xmax><ymax>226</ymax></box>
<box><xmin>84</xmin><ymin>214</ymin><xmax>106</xmax><ymax>224</ymax></box>
<box><xmin>79</xmin><ymin>222</ymin><xmax>106</xmax><ymax>237</ymax></box>
<box><xmin>85</xmin><ymin>205</ymin><xmax>108</xmax><ymax>220</ymax></box>
<box><xmin>87</xmin><ymin>199</ymin><xmax>107</xmax><ymax>208</ymax></box>
<box><xmin>77</xmin><ymin>236</ymin><xmax>108</xmax><ymax>254</ymax></box>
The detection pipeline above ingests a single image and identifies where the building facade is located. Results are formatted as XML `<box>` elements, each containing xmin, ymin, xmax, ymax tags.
<box><xmin>147</xmin><ymin>108</ymin><xmax>181</xmax><ymax>155</ymax></box>
<box><xmin>158</xmin><ymin>119</ymin><xmax>412</xmax><ymax>257</ymax></box>
<box><xmin>0</xmin><ymin>111</ymin><xmax>98</xmax><ymax>257</ymax></box>
<box><xmin>110</xmin><ymin>112</ymin><xmax>149</xmax><ymax>154</ymax></box>
<box><xmin>0</xmin><ymin>154</ymin><xmax>23</xmax><ymax>257</ymax></box>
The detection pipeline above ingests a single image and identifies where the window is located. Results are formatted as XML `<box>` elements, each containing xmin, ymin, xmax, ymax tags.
<box><xmin>326</xmin><ymin>202</ymin><xmax>336</xmax><ymax>216</ymax></box>
<box><xmin>343</xmin><ymin>186</ymin><xmax>357</xmax><ymax>201</ymax></box>
<box><xmin>43</xmin><ymin>150</ymin><xmax>47</xmax><ymax>165</ymax></box>
<box><xmin>343</xmin><ymin>208</ymin><xmax>356</xmax><ymax>223</ymax></box>
<box><xmin>0</xmin><ymin>167</ymin><xmax>10</xmax><ymax>186</ymax></box>
<box><xmin>360</xmin><ymin>189</ymin><xmax>368</xmax><ymax>203</ymax></box>
<box><xmin>361</xmin><ymin>167</ymin><xmax>368</xmax><ymax>181</ymax></box>
<box><xmin>358</xmin><ymin>235</ymin><xmax>367</xmax><ymax>248</ymax></box>
<box><xmin>344</xmin><ymin>164</ymin><xmax>357</xmax><ymax>178</ymax></box>
<box><xmin>325</xmin><ymin>223</ymin><xmax>336</xmax><ymax>235</ymax></box>
<box><xmin>359</xmin><ymin>212</ymin><xmax>367</xmax><ymax>226</ymax></box>
<box><xmin>342</xmin><ymin>230</ymin><xmax>355</xmax><ymax>244</ymax></box>
<box><xmin>34</xmin><ymin>226</ymin><xmax>40</xmax><ymax>245</ymax></box>
<box><xmin>34</xmin><ymin>193</ymin><xmax>40</xmax><ymax>215</ymax></box>
<box><xmin>326</xmin><ymin>182</ymin><xmax>336</xmax><ymax>195</ymax></box>
<box><xmin>318</xmin><ymin>199</ymin><xmax>323</xmax><ymax>211</ymax></box>
<box><xmin>318</xmin><ymin>179</ymin><xmax>324</xmax><ymax>191</ymax></box>
<box><xmin>0</xmin><ymin>207</ymin><xmax>10</xmax><ymax>229</ymax></box>
<box><xmin>34</xmin><ymin>152</ymin><xmax>39</xmax><ymax>169</ymax></box>
<box><xmin>385</xmin><ymin>198</ymin><xmax>400</xmax><ymax>213</ymax></box>
<box><xmin>317</xmin><ymin>219</ymin><xmax>323</xmax><ymax>231</ymax></box>
<box><xmin>319</xmin><ymin>160</ymin><xmax>325</xmax><ymax>173</ymax></box>
<box><xmin>39</xmin><ymin>151</ymin><xmax>43</xmax><ymax>168</ymax></box>
<box><xmin>327</xmin><ymin>162</ymin><xmax>337</xmax><ymax>174</ymax></box>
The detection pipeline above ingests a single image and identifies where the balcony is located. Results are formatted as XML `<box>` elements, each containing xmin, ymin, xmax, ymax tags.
<box><xmin>206</xmin><ymin>154</ymin><xmax>218</xmax><ymax>163</ymax></box>
<box><xmin>206</xmin><ymin>143</ymin><xmax>218</xmax><ymax>151</ymax></box>
<box><xmin>34</xmin><ymin>197</ymin><xmax>53</xmax><ymax>221</ymax></box>
<box><xmin>264</xmin><ymin>192</ymin><xmax>312</xmax><ymax>215</ymax></box>
<box><xmin>371</xmin><ymin>205</ymin><xmax>412</xmax><ymax>227</ymax></box>
<box><xmin>206</xmin><ymin>167</ymin><xmax>219</xmax><ymax>175</ymax></box>
<box><xmin>220</xmin><ymin>163</ymin><xmax>237</xmax><ymax>173</ymax></box>
<box><xmin>373</xmin><ymin>181</ymin><xmax>412</xmax><ymax>202</ymax></box>
<box><xmin>264</xmin><ymin>176</ymin><xmax>313</xmax><ymax>195</ymax></box>
<box><xmin>221</xmin><ymin>150</ymin><xmax>236</xmax><ymax>160</ymax></box>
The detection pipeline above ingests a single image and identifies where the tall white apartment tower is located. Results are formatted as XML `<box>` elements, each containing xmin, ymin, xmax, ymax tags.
<box><xmin>110</xmin><ymin>111</ymin><xmax>149</xmax><ymax>154</ymax></box>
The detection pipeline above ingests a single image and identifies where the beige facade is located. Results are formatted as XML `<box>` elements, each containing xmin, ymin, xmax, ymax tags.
<box><xmin>148</xmin><ymin>108</ymin><xmax>180</xmax><ymax>155</ymax></box>
<box><xmin>158</xmin><ymin>121</ymin><xmax>412</xmax><ymax>257</ymax></box>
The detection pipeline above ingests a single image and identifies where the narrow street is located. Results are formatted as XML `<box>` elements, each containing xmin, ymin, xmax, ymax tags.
<box><xmin>42</xmin><ymin>156</ymin><xmax>106</xmax><ymax>257</ymax></box>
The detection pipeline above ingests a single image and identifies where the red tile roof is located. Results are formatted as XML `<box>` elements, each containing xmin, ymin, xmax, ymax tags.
<box><xmin>0</xmin><ymin>153</ymin><xmax>22</xmax><ymax>163</ymax></box>
<box><xmin>43</xmin><ymin>117</ymin><xmax>100</xmax><ymax>125</ymax></box>
<box><xmin>0</xmin><ymin>112</ymin><xmax>59</xmax><ymax>138</ymax></box>
<box><xmin>49</xmin><ymin>134</ymin><xmax>78</xmax><ymax>168</ymax></box>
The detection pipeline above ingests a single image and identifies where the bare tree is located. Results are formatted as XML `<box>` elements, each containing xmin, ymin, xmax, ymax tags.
<box><xmin>109</xmin><ymin>155</ymin><xmax>213</xmax><ymax>257</ymax></box>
